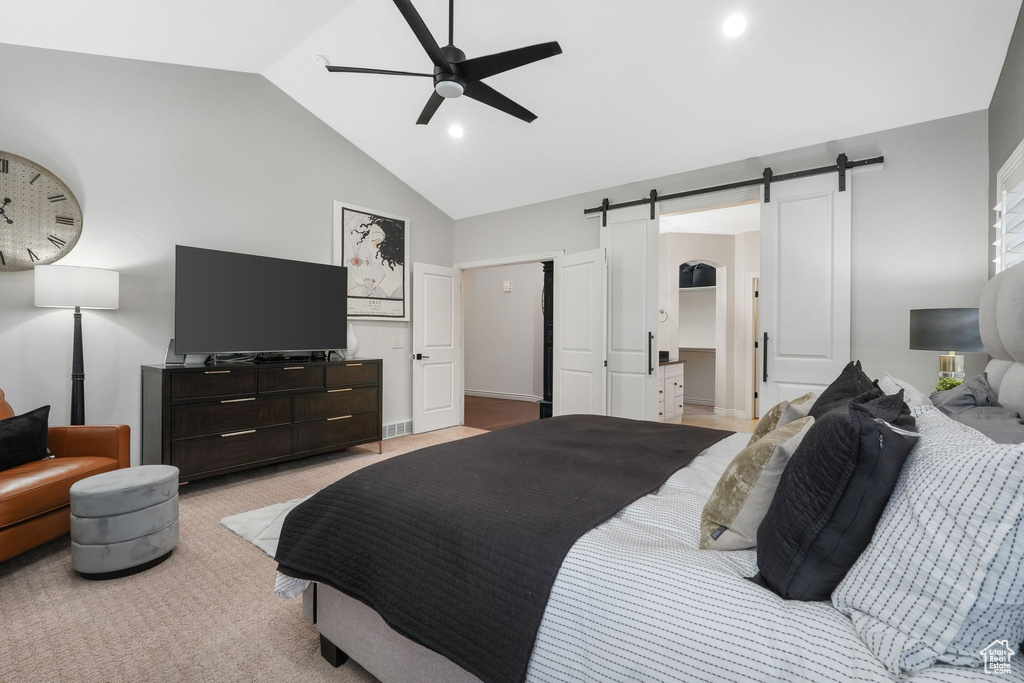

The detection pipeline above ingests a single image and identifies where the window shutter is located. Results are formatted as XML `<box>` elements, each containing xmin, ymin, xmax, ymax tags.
<box><xmin>995</xmin><ymin>139</ymin><xmax>1024</xmax><ymax>273</ymax></box>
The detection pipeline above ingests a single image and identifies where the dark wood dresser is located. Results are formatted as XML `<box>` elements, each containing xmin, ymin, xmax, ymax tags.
<box><xmin>141</xmin><ymin>358</ymin><xmax>382</xmax><ymax>481</ymax></box>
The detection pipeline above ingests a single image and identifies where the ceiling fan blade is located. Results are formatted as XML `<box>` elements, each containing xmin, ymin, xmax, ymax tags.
<box><xmin>392</xmin><ymin>0</ymin><xmax>451</xmax><ymax>70</ymax></box>
<box><xmin>416</xmin><ymin>91</ymin><xmax>445</xmax><ymax>125</ymax></box>
<box><xmin>463</xmin><ymin>81</ymin><xmax>537</xmax><ymax>123</ymax></box>
<box><xmin>326</xmin><ymin>66</ymin><xmax>433</xmax><ymax>77</ymax></box>
<box><xmin>459</xmin><ymin>42</ymin><xmax>562</xmax><ymax>81</ymax></box>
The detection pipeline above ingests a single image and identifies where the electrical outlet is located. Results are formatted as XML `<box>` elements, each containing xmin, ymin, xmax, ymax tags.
<box><xmin>503</xmin><ymin>280</ymin><xmax>513</xmax><ymax>292</ymax></box>
<box><xmin>392</xmin><ymin>337</ymin><xmax>405</xmax><ymax>349</ymax></box>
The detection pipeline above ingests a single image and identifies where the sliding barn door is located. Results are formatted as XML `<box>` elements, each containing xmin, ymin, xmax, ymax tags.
<box><xmin>412</xmin><ymin>263</ymin><xmax>463</xmax><ymax>433</ymax></box>
<box><xmin>759</xmin><ymin>173</ymin><xmax>851</xmax><ymax>407</ymax></box>
<box><xmin>553</xmin><ymin>248</ymin><xmax>607</xmax><ymax>416</ymax></box>
<box><xmin>601</xmin><ymin>206</ymin><xmax>660</xmax><ymax>421</ymax></box>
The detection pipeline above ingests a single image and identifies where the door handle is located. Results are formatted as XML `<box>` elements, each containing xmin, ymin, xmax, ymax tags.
<box><xmin>415</xmin><ymin>353</ymin><xmax>430</xmax><ymax>360</ymax></box>
<box><xmin>763</xmin><ymin>332</ymin><xmax>769</xmax><ymax>383</ymax></box>
<box><xmin>648</xmin><ymin>332</ymin><xmax>654</xmax><ymax>375</ymax></box>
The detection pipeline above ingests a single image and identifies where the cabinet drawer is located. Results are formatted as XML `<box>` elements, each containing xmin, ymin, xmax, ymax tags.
<box><xmin>171</xmin><ymin>395</ymin><xmax>292</xmax><ymax>440</ymax></box>
<box><xmin>326</xmin><ymin>362</ymin><xmax>380</xmax><ymax>387</ymax></box>
<box><xmin>293</xmin><ymin>412</ymin><xmax>380</xmax><ymax>453</ymax></box>
<box><xmin>258</xmin><ymin>365</ymin><xmax>324</xmax><ymax>393</ymax></box>
<box><xmin>171</xmin><ymin>425</ymin><xmax>292</xmax><ymax>478</ymax></box>
<box><xmin>172</xmin><ymin>370</ymin><xmax>256</xmax><ymax>400</ymax></box>
<box><xmin>294</xmin><ymin>386</ymin><xmax>378</xmax><ymax>422</ymax></box>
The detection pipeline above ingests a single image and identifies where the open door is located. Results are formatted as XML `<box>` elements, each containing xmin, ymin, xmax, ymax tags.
<box><xmin>759</xmin><ymin>173</ymin><xmax>851</xmax><ymax>406</ymax></box>
<box><xmin>601</xmin><ymin>206</ymin><xmax>660</xmax><ymax>420</ymax></box>
<box><xmin>553</xmin><ymin>248</ymin><xmax>607</xmax><ymax>416</ymax></box>
<box><xmin>412</xmin><ymin>263</ymin><xmax>463</xmax><ymax>434</ymax></box>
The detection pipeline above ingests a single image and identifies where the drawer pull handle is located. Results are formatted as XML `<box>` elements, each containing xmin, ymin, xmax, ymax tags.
<box><xmin>205</xmin><ymin>370</ymin><xmax>231</xmax><ymax>375</ymax></box>
<box><xmin>327</xmin><ymin>415</ymin><xmax>353</xmax><ymax>421</ymax></box>
<box><xmin>221</xmin><ymin>429</ymin><xmax>256</xmax><ymax>438</ymax></box>
<box><xmin>220</xmin><ymin>397</ymin><xmax>256</xmax><ymax>404</ymax></box>
<box><xmin>283</xmin><ymin>366</ymin><xmax>305</xmax><ymax>371</ymax></box>
<box><xmin>328</xmin><ymin>388</ymin><xmax>353</xmax><ymax>393</ymax></box>
<box><xmin>345</xmin><ymin>363</ymin><xmax>363</xmax><ymax>367</ymax></box>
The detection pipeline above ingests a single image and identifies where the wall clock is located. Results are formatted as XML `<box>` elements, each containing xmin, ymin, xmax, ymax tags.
<box><xmin>0</xmin><ymin>151</ymin><xmax>83</xmax><ymax>272</ymax></box>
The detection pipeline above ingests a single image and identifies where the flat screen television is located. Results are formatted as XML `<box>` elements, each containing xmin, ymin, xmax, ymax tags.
<box><xmin>174</xmin><ymin>246</ymin><xmax>347</xmax><ymax>354</ymax></box>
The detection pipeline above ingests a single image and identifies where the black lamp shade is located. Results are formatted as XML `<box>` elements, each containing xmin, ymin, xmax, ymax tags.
<box><xmin>909</xmin><ymin>308</ymin><xmax>985</xmax><ymax>352</ymax></box>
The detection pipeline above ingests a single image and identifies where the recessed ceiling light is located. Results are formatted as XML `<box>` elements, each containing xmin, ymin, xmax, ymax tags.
<box><xmin>722</xmin><ymin>14</ymin><xmax>747</xmax><ymax>37</ymax></box>
<box><xmin>448</xmin><ymin>124</ymin><xmax>464</xmax><ymax>139</ymax></box>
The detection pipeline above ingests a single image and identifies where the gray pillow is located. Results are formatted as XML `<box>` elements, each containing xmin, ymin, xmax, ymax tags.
<box><xmin>950</xmin><ymin>406</ymin><xmax>1024</xmax><ymax>444</ymax></box>
<box><xmin>931</xmin><ymin>372</ymin><xmax>1000</xmax><ymax>415</ymax></box>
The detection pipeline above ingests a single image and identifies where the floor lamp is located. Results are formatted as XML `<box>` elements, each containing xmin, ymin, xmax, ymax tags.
<box><xmin>34</xmin><ymin>265</ymin><xmax>120</xmax><ymax>425</ymax></box>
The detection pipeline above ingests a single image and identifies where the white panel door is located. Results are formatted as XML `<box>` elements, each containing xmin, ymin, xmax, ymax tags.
<box><xmin>601</xmin><ymin>206</ymin><xmax>659</xmax><ymax>420</ymax></box>
<box><xmin>760</xmin><ymin>173</ymin><xmax>852</xmax><ymax>407</ymax></box>
<box><xmin>553</xmin><ymin>248</ymin><xmax>607</xmax><ymax>416</ymax></box>
<box><xmin>412</xmin><ymin>263</ymin><xmax>463</xmax><ymax>434</ymax></box>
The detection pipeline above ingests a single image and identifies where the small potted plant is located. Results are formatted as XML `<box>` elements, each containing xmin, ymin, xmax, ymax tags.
<box><xmin>935</xmin><ymin>376</ymin><xmax>964</xmax><ymax>393</ymax></box>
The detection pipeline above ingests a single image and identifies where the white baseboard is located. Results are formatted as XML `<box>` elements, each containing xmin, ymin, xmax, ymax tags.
<box><xmin>465</xmin><ymin>390</ymin><xmax>542</xmax><ymax>403</ymax></box>
<box><xmin>683</xmin><ymin>397</ymin><xmax>716</xmax><ymax>406</ymax></box>
<box><xmin>714</xmin><ymin>407</ymin><xmax>751</xmax><ymax>420</ymax></box>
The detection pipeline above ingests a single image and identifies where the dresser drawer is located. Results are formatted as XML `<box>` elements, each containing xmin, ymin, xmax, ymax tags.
<box><xmin>171</xmin><ymin>370</ymin><xmax>257</xmax><ymax>401</ymax></box>
<box><xmin>294</xmin><ymin>386</ymin><xmax>378</xmax><ymax>422</ymax></box>
<box><xmin>293</xmin><ymin>412</ymin><xmax>380</xmax><ymax>453</ymax></box>
<box><xmin>171</xmin><ymin>425</ymin><xmax>292</xmax><ymax>478</ymax></box>
<box><xmin>258</xmin><ymin>365</ymin><xmax>324</xmax><ymax>393</ymax></box>
<box><xmin>326</xmin><ymin>362</ymin><xmax>380</xmax><ymax>387</ymax></box>
<box><xmin>171</xmin><ymin>395</ymin><xmax>292</xmax><ymax>440</ymax></box>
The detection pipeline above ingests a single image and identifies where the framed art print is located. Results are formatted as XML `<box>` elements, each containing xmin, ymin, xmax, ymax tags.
<box><xmin>333</xmin><ymin>201</ymin><xmax>410</xmax><ymax>321</ymax></box>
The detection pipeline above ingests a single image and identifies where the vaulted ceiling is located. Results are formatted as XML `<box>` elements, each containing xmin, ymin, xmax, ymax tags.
<box><xmin>2</xmin><ymin>0</ymin><xmax>1020</xmax><ymax>218</ymax></box>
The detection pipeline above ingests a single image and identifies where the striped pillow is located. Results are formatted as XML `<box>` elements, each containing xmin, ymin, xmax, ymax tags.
<box><xmin>832</xmin><ymin>406</ymin><xmax>1024</xmax><ymax>673</ymax></box>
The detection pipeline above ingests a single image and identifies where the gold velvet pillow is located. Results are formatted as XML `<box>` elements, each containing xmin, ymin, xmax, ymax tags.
<box><xmin>700</xmin><ymin>416</ymin><xmax>815</xmax><ymax>551</ymax></box>
<box><xmin>746</xmin><ymin>392</ymin><xmax>816</xmax><ymax>447</ymax></box>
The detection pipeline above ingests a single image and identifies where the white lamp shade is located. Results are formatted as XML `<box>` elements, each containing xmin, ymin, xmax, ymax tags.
<box><xmin>34</xmin><ymin>265</ymin><xmax>119</xmax><ymax>309</ymax></box>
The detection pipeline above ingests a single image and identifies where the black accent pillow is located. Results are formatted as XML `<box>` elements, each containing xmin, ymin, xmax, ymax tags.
<box><xmin>808</xmin><ymin>361</ymin><xmax>877</xmax><ymax>420</ymax></box>
<box><xmin>752</xmin><ymin>395</ymin><xmax>917</xmax><ymax>601</ymax></box>
<box><xmin>0</xmin><ymin>405</ymin><xmax>50</xmax><ymax>472</ymax></box>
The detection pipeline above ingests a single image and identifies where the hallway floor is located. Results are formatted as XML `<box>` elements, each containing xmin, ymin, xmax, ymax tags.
<box><xmin>464</xmin><ymin>395</ymin><xmax>541</xmax><ymax>431</ymax></box>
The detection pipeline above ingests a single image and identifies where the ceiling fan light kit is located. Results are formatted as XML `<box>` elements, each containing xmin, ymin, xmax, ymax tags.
<box><xmin>325</xmin><ymin>0</ymin><xmax>561</xmax><ymax>125</ymax></box>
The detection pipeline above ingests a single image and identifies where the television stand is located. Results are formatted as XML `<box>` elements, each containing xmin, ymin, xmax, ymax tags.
<box><xmin>141</xmin><ymin>357</ymin><xmax>383</xmax><ymax>481</ymax></box>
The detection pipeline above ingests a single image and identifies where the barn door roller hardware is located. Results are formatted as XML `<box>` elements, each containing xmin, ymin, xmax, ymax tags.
<box><xmin>582</xmin><ymin>154</ymin><xmax>881</xmax><ymax>217</ymax></box>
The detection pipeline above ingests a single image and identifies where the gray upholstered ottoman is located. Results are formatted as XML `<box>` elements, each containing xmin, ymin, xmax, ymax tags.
<box><xmin>70</xmin><ymin>465</ymin><xmax>179</xmax><ymax>579</ymax></box>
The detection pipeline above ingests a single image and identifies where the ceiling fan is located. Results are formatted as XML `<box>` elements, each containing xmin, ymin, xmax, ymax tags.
<box><xmin>325</xmin><ymin>0</ymin><xmax>562</xmax><ymax>125</ymax></box>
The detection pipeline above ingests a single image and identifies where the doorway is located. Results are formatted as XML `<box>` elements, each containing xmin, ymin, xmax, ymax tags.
<box><xmin>461</xmin><ymin>261</ymin><xmax>546</xmax><ymax>431</ymax></box>
<box><xmin>658</xmin><ymin>200</ymin><xmax>761</xmax><ymax>424</ymax></box>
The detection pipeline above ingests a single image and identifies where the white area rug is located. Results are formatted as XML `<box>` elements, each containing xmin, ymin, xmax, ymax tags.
<box><xmin>220</xmin><ymin>495</ymin><xmax>311</xmax><ymax>557</ymax></box>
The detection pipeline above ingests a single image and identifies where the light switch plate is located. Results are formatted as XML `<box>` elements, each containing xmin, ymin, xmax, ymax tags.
<box><xmin>503</xmin><ymin>280</ymin><xmax>513</xmax><ymax>292</ymax></box>
<box><xmin>392</xmin><ymin>337</ymin><xmax>405</xmax><ymax>349</ymax></box>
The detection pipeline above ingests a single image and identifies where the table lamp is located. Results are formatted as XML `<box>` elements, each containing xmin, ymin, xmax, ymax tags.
<box><xmin>909</xmin><ymin>308</ymin><xmax>985</xmax><ymax>382</ymax></box>
<box><xmin>34</xmin><ymin>265</ymin><xmax>120</xmax><ymax>425</ymax></box>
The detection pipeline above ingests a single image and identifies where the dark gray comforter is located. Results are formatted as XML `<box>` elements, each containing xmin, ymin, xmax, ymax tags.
<box><xmin>276</xmin><ymin>415</ymin><xmax>731</xmax><ymax>683</ymax></box>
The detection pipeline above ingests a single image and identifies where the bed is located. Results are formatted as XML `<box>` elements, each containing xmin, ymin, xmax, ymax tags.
<box><xmin>277</xmin><ymin>263</ymin><xmax>1024</xmax><ymax>683</ymax></box>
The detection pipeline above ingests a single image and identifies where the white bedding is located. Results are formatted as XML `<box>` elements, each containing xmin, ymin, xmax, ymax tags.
<box><xmin>525</xmin><ymin>432</ymin><xmax>1024</xmax><ymax>683</ymax></box>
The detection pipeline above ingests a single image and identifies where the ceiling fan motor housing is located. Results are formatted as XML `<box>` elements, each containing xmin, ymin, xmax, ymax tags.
<box><xmin>435</xmin><ymin>45</ymin><xmax>468</xmax><ymax>98</ymax></box>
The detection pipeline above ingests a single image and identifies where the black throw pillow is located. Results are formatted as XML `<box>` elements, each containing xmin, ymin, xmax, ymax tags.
<box><xmin>751</xmin><ymin>396</ymin><xmax>917</xmax><ymax>601</ymax></box>
<box><xmin>0</xmin><ymin>405</ymin><xmax>50</xmax><ymax>472</ymax></box>
<box><xmin>808</xmin><ymin>361</ymin><xmax>877</xmax><ymax>421</ymax></box>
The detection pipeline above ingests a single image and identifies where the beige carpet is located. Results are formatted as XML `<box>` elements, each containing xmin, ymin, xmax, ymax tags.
<box><xmin>0</xmin><ymin>426</ymin><xmax>486</xmax><ymax>683</ymax></box>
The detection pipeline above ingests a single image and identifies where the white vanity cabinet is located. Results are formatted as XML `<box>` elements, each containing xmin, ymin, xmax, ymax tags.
<box><xmin>658</xmin><ymin>361</ymin><xmax>685</xmax><ymax>422</ymax></box>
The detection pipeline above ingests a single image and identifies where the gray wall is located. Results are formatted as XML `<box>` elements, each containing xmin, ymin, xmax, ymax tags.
<box><xmin>0</xmin><ymin>44</ymin><xmax>454</xmax><ymax>463</ymax></box>
<box><xmin>456</xmin><ymin>111</ymin><xmax>991</xmax><ymax>393</ymax></box>
<box><xmin>990</xmin><ymin>2</ymin><xmax>1024</xmax><ymax>275</ymax></box>
<box><xmin>463</xmin><ymin>263</ymin><xmax>544</xmax><ymax>400</ymax></box>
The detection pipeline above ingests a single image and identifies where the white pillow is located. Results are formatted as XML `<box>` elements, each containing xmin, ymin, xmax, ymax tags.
<box><xmin>878</xmin><ymin>372</ymin><xmax>932</xmax><ymax>408</ymax></box>
<box><xmin>832</xmin><ymin>406</ymin><xmax>1024</xmax><ymax>674</ymax></box>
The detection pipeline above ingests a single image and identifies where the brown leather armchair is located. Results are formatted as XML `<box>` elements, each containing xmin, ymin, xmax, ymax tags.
<box><xmin>0</xmin><ymin>388</ymin><xmax>130</xmax><ymax>563</ymax></box>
